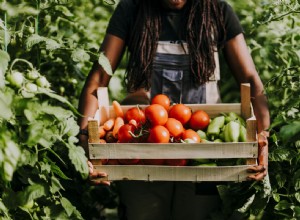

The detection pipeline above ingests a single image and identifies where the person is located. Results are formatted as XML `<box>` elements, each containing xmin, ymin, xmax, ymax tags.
<box><xmin>78</xmin><ymin>0</ymin><xmax>270</xmax><ymax>219</ymax></box>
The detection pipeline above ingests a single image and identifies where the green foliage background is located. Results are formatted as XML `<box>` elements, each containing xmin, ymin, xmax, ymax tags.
<box><xmin>0</xmin><ymin>0</ymin><xmax>299</xmax><ymax>219</ymax></box>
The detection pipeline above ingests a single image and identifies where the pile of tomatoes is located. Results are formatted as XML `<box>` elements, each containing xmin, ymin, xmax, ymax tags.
<box><xmin>98</xmin><ymin>94</ymin><xmax>211</xmax><ymax>166</ymax></box>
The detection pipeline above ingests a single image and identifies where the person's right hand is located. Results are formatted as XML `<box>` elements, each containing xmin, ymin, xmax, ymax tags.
<box><xmin>88</xmin><ymin>161</ymin><xmax>111</xmax><ymax>185</ymax></box>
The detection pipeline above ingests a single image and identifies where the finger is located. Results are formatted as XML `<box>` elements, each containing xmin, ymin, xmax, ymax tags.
<box><xmin>247</xmin><ymin>171</ymin><xmax>267</xmax><ymax>181</ymax></box>
<box><xmin>90</xmin><ymin>179</ymin><xmax>111</xmax><ymax>186</ymax></box>
<box><xmin>247</xmin><ymin>165</ymin><xmax>266</xmax><ymax>173</ymax></box>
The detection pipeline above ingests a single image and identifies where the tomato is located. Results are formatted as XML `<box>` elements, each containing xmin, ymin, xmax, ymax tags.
<box><xmin>189</xmin><ymin>110</ymin><xmax>210</xmax><ymax>130</ymax></box>
<box><xmin>25</xmin><ymin>83</ymin><xmax>38</xmax><ymax>93</ymax></box>
<box><xmin>8</xmin><ymin>71</ymin><xmax>24</xmax><ymax>88</ymax></box>
<box><xmin>124</xmin><ymin>107</ymin><xmax>146</xmax><ymax>126</ymax></box>
<box><xmin>142</xmin><ymin>159</ymin><xmax>165</xmax><ymax>165</ymax></box>
<box><xmin>145</xmin><ymin>104</ymin><xmax>168</xmax><ymax>126</ymax></box>
<box><xmin>117</xmin><ymin>124</ymin><xmax>136</xmax><ymax>143</ymax></box>
<box><xmin>36</xmin><ymin>76</ymin><xmax>50</xmax><ymax>88</ymax></box>
<box><xmin>118</xmin><ymin>159</ymin><xmax>140</xmax><ymax>165</ymax></box>
<box><xmin>168</xmin><ymin>104</ymin><xmax>192</xmax><ymax>125</ymax></box>
<box><xmin>148</xmin><ymin>125</ymin><xmax>170</xmax><ymax>143</ymax></box>
<box><xmin>181</xmin><ymin>129</ymin><xmax>201</xmax><ymax>143</ymax></box>
<box><xmin>101</xmin><ymin>159</ymin><xmax>109</xmax><ymax>165</ymax></box>
<box><xmin>151</xmin><ymin>94</ymin><xmax>171</xmax><ymax>111</ymax></box>
<box><xmin>164</xmin><ymin>118</ymin><xmax>184</xmax><ymax>138</ymax></box>
<box><xmin>107</xmin><ymin>159</ymin><xmax>120</xmax><ymax>165</ymax></box>
<box><xmin>165</xmin><ymin>159</ymin><xmax>187</xmax><ymax>166</ymax></box>
<box><xmin>27</xmin><ymin>69</ymin><xmax>39</xmax><ymax>80</ymax></box>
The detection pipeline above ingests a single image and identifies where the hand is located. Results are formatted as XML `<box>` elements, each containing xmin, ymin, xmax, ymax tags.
<box><xmin>88</xmin><ymin>161</ymin><xmax>111</xmax><ymax>185</ymax></box>
<box><xmin>247</xmin><ymin>131</ymin><xmax>269</xmax><ymax>181</ymax></box>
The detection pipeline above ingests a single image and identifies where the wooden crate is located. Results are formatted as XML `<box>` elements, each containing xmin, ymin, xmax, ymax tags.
<box><xmin>88</xmin><ymin>84</ymin><xmax>258</xmax><ymax>182</ymax></box>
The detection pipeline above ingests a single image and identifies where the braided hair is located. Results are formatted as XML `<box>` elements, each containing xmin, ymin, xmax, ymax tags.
<box><xmin>125</xmin><ymin>0</ymin><xmax>226</xmax><ymax>92</ymax></box>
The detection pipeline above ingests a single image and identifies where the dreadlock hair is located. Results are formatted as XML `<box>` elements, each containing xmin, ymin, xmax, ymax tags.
<box><xmin>125</xmin><ymin>0</ymin><xmax>226</xmax><ymax>92</ymax></box>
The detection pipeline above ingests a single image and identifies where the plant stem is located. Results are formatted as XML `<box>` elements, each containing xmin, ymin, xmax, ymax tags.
<box><xmin>9</xmin><ymin>58</ymin><xmax>34</xmax><ymax>72</ymax></box>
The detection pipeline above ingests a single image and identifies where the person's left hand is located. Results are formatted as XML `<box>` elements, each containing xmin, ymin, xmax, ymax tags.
<box><xmin>88</xmin><ymin>161</ymin><xmax>111</xmax><ymax>185</ymax></box>
<box><xmin>247</xmin><ymin>131</ymin><xmax>269</xmax><ymax>181</ymax></box>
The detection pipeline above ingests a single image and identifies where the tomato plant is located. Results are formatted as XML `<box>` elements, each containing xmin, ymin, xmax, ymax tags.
<box><xmin>145</xmin><ymin>104</ymin><xmax>168</xmax><ymax>126</ymax></box>
<box><xmin>168</xmin><ymin>104</ymin><xmax>192</xmax><ymax>125</ymax></box>
<box><xmin>189</xmin><ymin>110</ymin><xmax>210</xmax><ymax>131</ymax></box>
<box><xmin>151</xmin><ymin>94</ymin><xmax>170</xmax><ymax>111</ymax></box>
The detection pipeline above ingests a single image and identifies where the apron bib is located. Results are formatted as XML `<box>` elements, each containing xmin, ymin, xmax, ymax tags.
<box><xmin>150</xmin><ymin>41</ymin><xmax>221</xmax><ymax>104</ymax></box>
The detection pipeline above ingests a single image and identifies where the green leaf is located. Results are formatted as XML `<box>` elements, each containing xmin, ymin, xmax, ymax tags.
<box><xmin>60</xmin><ymin>197</ymin><xmax>75</xmax><ymax>217</ymax></box>
<box><xmin>51</xmin><ymin>163</ymin><xmax>71</xmax><ymax>180</ymax></box>
<box><xmin>50</xmin><ymin>176</ymin><xmax>64</xmax><ymax>194</ymax></box>
<box><xmin>276</xmin><ymin>173</ymin><xmax>287</xmax><ymax>188</ymax></box>
<box><xmin>269</xmin><ymin>148</ymin><xmax>292</xmax><ymax>161</ymax></box>
<box><xmin>38</xmin><ymin>88</ymin><xmax>80</xmax><ymax>115</ymax></box>
<box><xmin>273</xmin><ymin>193</ymin><xmax>281</xmax><ymax>202</ymax></box>
<box><xmin>295</xmin><ymin>192</ymin><xmax>300</xmax><ymax>203</ymax></box>
<box><xmin>293</xmin><ymin>169</ymin><xmax>300</xmax><ymax>191</ymax></box>
<box><xmin>68</xmin><ymin>144</ymin><xmax>88</xmax><ymax>179</ymax></box>
<box><xmin>45</xmin><ymin>38</ymin><xmax>61</xmax><ymax>51</ymax></box>
<box><xmin>71</xmin><ymin>49</ymin><xmax>90</xmax><ymax>62</ymax></box>
<box><xmin>17</xmin><ymin>183</ymin><xmax>48</xmax><ymax>206</ymax></box>
<box><xmin>26</xmin><ymin>34</ymin><xmax>45</xmax><ymax>50</ymax></box>
<box><xmin>3</xmin><ymin>161</ymin><xmax>14</xmax><ymax>182</ymax></box>
<box><xmin>4</xmin><ymin>140</ymin><xmax>21</xmax><ymax>166</ymax></box>
<box><xmin>26</xmin><ymin>34</ymin><xmax>61</xmax><ymax>51</ymax></box>
<box><xmin>237</xmin><ymin>194</ymin><xmax>255</xmax><ymax>213</ymax></box>
<box><xmin>0</xmin><ymin>199</ymin><xmax>9</xmax><ymax>215</ymax></box>
<box><xmin>0</xmin><ymin>88</ymin><xmax>13</xmax><ymax>119</ymax></box>
<box><xmin>98</xmin><ymin>52</ymin><xmax>112</xmax><ymax>76</ymax></box>
<box><xmin>55</xmin><ymin>5</ymin><xmax>74</xmax><ymax>17</ymax></box>
<box><xmin>274</xmin><ymin>200</ymin><xmax>292</xmax><ymax>211</ymax></box>
<box><xmin>293</xmin><ymin>206</ymin><xmax>300</xmax><ymax>218</ymax></box>
<box><xmin>0</xmin><ymin>50</ymin><xmax>10</xmax><ymax>88</ymax></box>
<box><xmin>280</xmin><ymin>121</ymin><xmax>300</xmax><ymax>143</ymax></box>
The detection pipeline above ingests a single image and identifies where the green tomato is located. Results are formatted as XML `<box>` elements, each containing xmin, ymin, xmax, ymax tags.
<box><xmin>27</xmin><ymin>69</ymin><xmax>39</xmax><ymax>80</ymax></box>
<box><xmin>8</xmin><ymin>71</ymin><xmax>24</xmax><ymax>88</ymax></box>
<box><xmin>36</xmin><ymin>76</ymin><xmax>50</xmax><ymax>88</ymax></box>
<box><xmin>28</xmin><ymin>27</ymin><xmax>35</xmax><ymax>34</ymax></box>
<box><xmin>25</xmin><ymin>82</ymin><xmax>38</xmax><ymax>93</ymax></box>
<box><xmin>22</xmin><ymin>200</ymin><xmax>34</xmax><ymax>209</ymax></box>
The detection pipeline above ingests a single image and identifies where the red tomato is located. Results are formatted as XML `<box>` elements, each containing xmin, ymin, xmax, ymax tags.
<box><xmin>181</xmin><ymin>129</ymin><xmax>201</xmax><ymax>143</ymax></box>
<box><xmin>151</xmin><ymin>94</ymin><xmax>171</xmax><ymax>111</ymax></box>
<box><xmin>164</xmin><ymin>118</ymin><xmax>184</xmax><ymax>138</ymax></box>
<box><xmin>145</xmin><ymin>104</ymin><xmax>168</xmax><ymax>126</ymax></box>
<box><xmin>118</xmin><ymin>159</ymin><xmax>140</xmax><ymax>165</ymax></box>
<box><xmin>165</xmin><ymin>159</ymin><xmax>187</xmax><ymax>166</ymax></box>
<box><xmin>189</xmin><ymin>110</ymin><xmax>210</xmax><ymax>130</ymax></box>
<box><xmin>148</xmin><ymin>125</ymin><xmax>170</xmax><ymax>143</ymax></box>
<box><xmin>168</xmin><ymin>104</ymin><xmax>192</xmax><ymax>125</ymax></box>
<box><xmin>117</xmin><ymin>124</ymin><xmax>136</xmax><ymax>143</ymax></box>
<box><xmin>124</xmin><ymin>107</ymin><xmax>146</xmax><ymax>126</ymax></box>
<box><xmin>142</xmin><ymin>159</ymin><xmax>165</xmax><ymax>165</ymax></box>
<box><xmin>107</xmin><ymin>159</ymin><xmax>120</xmax><ymax>165</ymax></box>
<box><xmin>101</xmin><ymin>159</ymin><xmax>109</xmax><ymax>165</ymax></box>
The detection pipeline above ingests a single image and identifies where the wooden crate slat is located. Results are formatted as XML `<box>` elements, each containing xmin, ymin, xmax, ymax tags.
<box><xmin>93</xmin><ymin>165</ymin><xmax>251</xmax><ymax>182</ymax></box>
<box><xmin>89</xmin><ymin>142</ymin><xmax>258</xmax><ymax>159</ymax></box>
